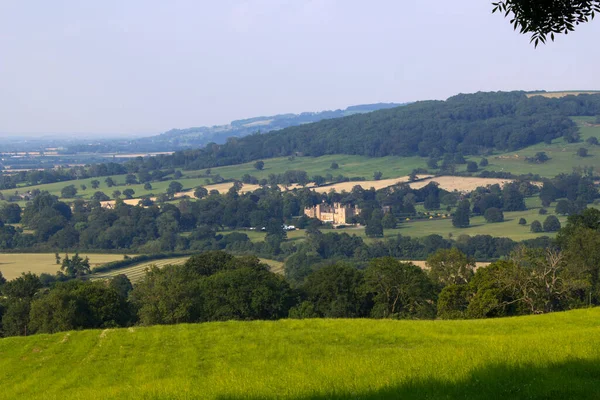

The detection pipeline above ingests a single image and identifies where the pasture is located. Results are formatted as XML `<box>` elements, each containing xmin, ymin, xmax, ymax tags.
<box><xmin>1</xmin><ymin>308</ymin><xmax>600</xmax><ymax>399</ymax></box>
<box><xmin>0</xmin><ymin>253</ymin><xmax>126</xmax><ymax>281</ymax></box>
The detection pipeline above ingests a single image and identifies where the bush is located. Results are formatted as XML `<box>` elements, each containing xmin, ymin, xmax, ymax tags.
<box><xmin>538</xmin><ymin>208</ymin><xmax>548</xmax><ymax>215</ymax></box>
<box><xmin>479</xmin><ymin>158</ymin><xmax>489</xmax><ymax>167</ymax></box>
<box><xmin>530</xmin><ymin>220</ymin><xmax>543</xmax><ymax>233</ymax></box>
<box><xmin>518</xmin><ymin>218</ymin><xmax>527</xmax><ymax>225</ymax></box>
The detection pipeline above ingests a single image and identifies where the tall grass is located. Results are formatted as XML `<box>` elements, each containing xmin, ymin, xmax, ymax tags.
<box><xmin>1</xmin><ymin>308</ymin><xmax>600</xmax><ymax>399</ymax></box>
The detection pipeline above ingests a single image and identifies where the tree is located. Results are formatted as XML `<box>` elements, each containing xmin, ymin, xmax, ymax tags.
<box><xmin>484</xmin><ymin>207</ymin><xmax>504</xmax><ymax>223</ymax></box>
<box><xmin>530</xmin><ymin>220</ymin><xmax>543</xmax><ymax>233</ymax></box>
<box><xmin>29</xmin><ymin>280</ymin><xmax>132</xmax><ymax>334</ymax></box>
<box><xmin>373</xmin><ymin>171</ymin><xmax>383</xmax><ymax>181</ymax></box>
<box><xmin>61</xmin><ymin>185</ymin><xmax>78</xmax><ymax>198</ymax></box>
<box><xmin>426</xmin><ymin>248</ymin><xmax>475</xmax><ymax>287</ymax></box>
<box><xmin>437</xmin><ymin>284</ymin><xmax>470</xmax><ymax>319</ymax></box>
<box><xmin>112</xmin><ymin>190</ymin><xmax>122</xmax><ymax>199</ymax></box>
<box><xmin>91</xmin><ymin>180</ymin><xmax>100</xmax><ymax>189</ymax></box>
<box><xmin>104</xmin><ymin>177</ymin><xmax>115</xmax><ymax>188</ymax></box>
<box><xmin>80</xmin><ymin>184</ymin><xmax>87</xmax><ymax>191</ymax></box>
<box><xmin>502</xmin><ymin>183</ymin><xmax>526</xmax><ymax>211</ymax></box>
<box><xmin>125</xmin><ymin>174</ymin><xmax>138</xmax><ymax>185</ymax></box>
<box><xmin>586</xmin><ymin>136</ymin><xmax>599</xmax><ymax>145</ymax></box>
<box><xmin>109</xmin><ymin>274</ymin><xmax>133</xmax><ymax>299</ymax></box>
<box><xmin>144</xmin><ymin>182</ymin><xmax>153</xmax><ymax>190</ymax></box>
<box><xmin>382</xmin><ymin>212</ymin><xmax>397</xmax><ymax>229</ymax></box>
<box><xmin>0</xmin><ymin>203</ymin><xmax>22</xmax><ymax>223</ymax></box>
<box><xmin>300</xmin><ymin>264</ymin><xmax>366</xmax><ymax>318</ymax></box>
<box><xmin>531</xmin><ymin>152</ymin><xmax>549</xmax><ymax>163</ymax></box>
<box><xmin>200</xmin><ymin>259</ymin><xmax>293</xmax><ymax>321</ymax></box>
<box><xmin>577</xmin><ymin>147</ymin><xmax>589</xmax><ymax>157</ymax></box>
<box><xmin>424</xmin><ymin>193</ymin><xmax>440</xmax><ymax>210</ymax></box>
<box><xmin>492</xmin><ymin>0</ymin><xmax>600</xmax><ymax>46</ymax></box>
<box><xmin>543</xmin><ymin>215</ymin><xmax>561</xmax><ymax>232</ymax></box>
<box><xmin>452</xmin><ymin>200</ymin><xmax>471</xmax><ymax>228</ymax></box>
<box><xmin>167</xmin><ymin>181</ymin><xmax>183</xmax><ymax>196</ymax></box>
<box><xmin>253</xmin><ymin>160</ymin><xmax>265</xmax><ymax>171</ymax></box>
<box><xmin>556</xmin><ymin>199</ymin><xmax>571</xmax><ymax>215</ymax></box>
<box><xmin>330</xmin><ymin>162</ymin><xmax>339</xmax><ymax>170</ymax></box>
<box><xmin>479</xmin><ymin>158</ymin><xmax>489</xmax><ymax>167</ymax></box>
<box><xmin>122</xmin><ymin>189</ymin><xmax>135</xmax><ymax>199</ymax></box>
<box><xmin>174</xmin><ymin>170</ymin><xmax>183</xmax><ymax>179</ymax></box>
<box><xmin>61</xmin><ymin>253</ymin><xmax>91</xmax><ymax>278</ymax></box>
<box><xmin>131</xmin><ymin>265</ymin><xmax>203</xmax><ymax>325</ymax></box>
<box><xmin>0</xmin><ymin>271</ymin><xmax>5</xmax><ymax>286</ymax></box>
<box><xmin>364</xmin><ymin>258</ymin><xmax>436</xmax><ymax>319</ymax></box>
<box><xmin>365</xmin><ymin>210</ymin><xmax>384</xmax><ymax>237</ymax></box>
<box><xmin>194</xmin><ymin>186</ymin><xmax>209</xmax><ymax>199</ymax></box>
<box><xmin>91</xmin><ymin>191</ymin><xmax>110</xmax><ymax>202</ymax></box>
<box><xmin>518</xmin><ymin>218</ymin><xmax>527</xmax><ymax>225</ymax></box>
<box><xmin>466</xmin><ymin>161</ymin><xmax>478</xmax><ymax>172</ymax></box>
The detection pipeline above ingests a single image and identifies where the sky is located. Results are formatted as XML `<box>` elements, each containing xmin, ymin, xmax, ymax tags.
<box><xmin>1</xmin><ymin>0</ymin><xmax>599</xmax><ymax>137</ymax></box>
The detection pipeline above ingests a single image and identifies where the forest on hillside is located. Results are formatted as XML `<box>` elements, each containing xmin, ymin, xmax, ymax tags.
<box><xmin>115</xmin><ymin>92</ymin><xmax>600</xmax><ymax>171</ymax></box>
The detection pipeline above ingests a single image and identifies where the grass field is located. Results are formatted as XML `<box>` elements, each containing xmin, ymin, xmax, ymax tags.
<box><xmin>1</xmin><ymin>308</ymin><xmax>600</xmax><ymax>399</ymax></box>
<box><xmin>92</xmin><ymin>256</ymin><xmax>285</xmax><ymax>282</ymax></box>
<box><xmin>0</xmin><ymin>253</ymin><xmax>126</xmax><ymax>281</ymax></box>
<box><xmin>465</xmin><ymin>117</ymin><xmax>600</xmax><ymax>177</ymax></box>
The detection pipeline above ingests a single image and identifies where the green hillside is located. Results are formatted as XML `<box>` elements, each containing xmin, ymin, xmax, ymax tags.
<box><xmin>2</xmin><ymin>308</ymin><xmax>600</xmax><ymax>399</ymax></box>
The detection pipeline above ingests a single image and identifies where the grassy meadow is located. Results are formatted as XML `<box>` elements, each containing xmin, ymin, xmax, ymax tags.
<box><xmin>1</xmin><ymin>308</ymin><xmax>600</xmax><ymax>399</ymax></box>
<box><xmin>0</xmin><ymin>253</ymin><xmax>126</xmax><ymax>281</ymax></box>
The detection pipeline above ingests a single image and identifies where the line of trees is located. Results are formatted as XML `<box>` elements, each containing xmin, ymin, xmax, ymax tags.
<box><xmin>3</xmin><ymin>205</ymin><xmax>600</xmax><ymax>338</ymax></box>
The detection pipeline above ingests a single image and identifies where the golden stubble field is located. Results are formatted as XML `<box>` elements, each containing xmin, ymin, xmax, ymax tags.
<box><xmin>0</xmin><ymin>253</ymin><xmax>126</xmax><ymax>281</ymax></box>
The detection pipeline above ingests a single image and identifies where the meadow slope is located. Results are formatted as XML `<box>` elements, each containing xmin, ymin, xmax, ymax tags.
<box><xmin>1</xmin><ymin>308</ymin><xmax>600</xmax><ymax>399</ymax></box>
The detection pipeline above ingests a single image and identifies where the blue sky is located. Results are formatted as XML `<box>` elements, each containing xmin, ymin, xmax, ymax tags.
<box><xmin>1</xmin><ymin>0</ymin><xmax>599</xmax><ymax>136</ymax></box>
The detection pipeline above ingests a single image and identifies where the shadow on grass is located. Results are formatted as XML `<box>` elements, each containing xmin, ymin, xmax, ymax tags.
<box><xmin>219</xmin><ymin>359</ymin><xmax>600</xmax><ymax>400</ymax></box>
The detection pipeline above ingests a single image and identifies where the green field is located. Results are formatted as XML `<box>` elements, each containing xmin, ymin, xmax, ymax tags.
<box><xmin>92</xmin><ymin>256</ymin><xmax>284</xmax><ymax>282</ymax></box>
<box><xmin>0</xmin><ymin>253</ymin><xmax>126</xmax><ymax>281</ymax></box>
<box><xmin>465</xmin><ymin>117</ymin><xmax>600</xmax><ymax>177</ymax></box>
<box><xmin>1</xmin><ymin>308</ymin><xmax>600</xmax><ymax>399</ymax></box>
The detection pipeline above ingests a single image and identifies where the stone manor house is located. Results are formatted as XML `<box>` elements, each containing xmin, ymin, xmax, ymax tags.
<box><xmin>304</xmin><ymin>202</ymin><xmax>361</xmax><ymax>225</ymax></box>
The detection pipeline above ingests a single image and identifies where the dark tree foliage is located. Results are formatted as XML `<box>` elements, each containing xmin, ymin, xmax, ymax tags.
<box><xmin>299</xmin><ymin>264</ymin><xmax>367</xmax><ymax>318</ymax></box>
<box><xmin>543</xmin><ymin>215</ymin><xmax>562</xmax><ymax>232</ymax></box>
<box><xmin>492</xmin><ymin>0</ymin><xmax>600</xmax><ymax>46</ymax></box>
<box><xmin>519</xmin><ymin>217</ymin><xmax>527</xmax><ymax>225</ymax></box>
<box><xmin>531</xmin><ymin>220</ymin><xmax>543</xmax><ymax>232</ymax></box>
<box><xmin>453</xmin><ymin>200</ymin><xmax>471</xmax><ymax>228</ymax></box>
<box><xmin>484</xmin><ymin>207</ymin><xmax>504</xmax><ymax>223</ymax></box>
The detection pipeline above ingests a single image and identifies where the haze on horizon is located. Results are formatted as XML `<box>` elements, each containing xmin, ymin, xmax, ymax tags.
<box><xmin>1</xmin><ymin>0</ymin><xmax>599</xmax><ymax>137</ymax></box>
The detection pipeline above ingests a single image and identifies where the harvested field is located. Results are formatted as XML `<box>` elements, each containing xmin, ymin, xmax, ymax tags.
<box><xmin>92</xmin><ymin>256</ymin><xmax>285</xmax><ymax>282</ymax></box>
<box><xmin>312</xmin><ymin>175</ymin><xmax>432</xmax><ymax>193</ymax></box>
<box><xmin>0</xmin><ymin>253</ymin><xmax>126</xmax><ymax>281</ymax></box>
<box><xmin>409</xmin><ymin>176</ymin><xmax>514</xmax><ymax>192</ymax></box>
<box><xmin>526</xmin><ymin>91</ymin><xmax>599</xmax><ymax>98</ymax></box>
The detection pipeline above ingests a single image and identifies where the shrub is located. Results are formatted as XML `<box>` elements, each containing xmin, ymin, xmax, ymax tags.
<box><xmin>518</xmin><ymin>218</ymin><xmax>527</xmax><ymax>225</ymax></box>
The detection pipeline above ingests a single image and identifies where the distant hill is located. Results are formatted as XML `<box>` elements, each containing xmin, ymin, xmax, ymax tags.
<box><xmin>136</xmin><ymin>91</ymin><xmax>600</xmax><ymax>170</ymax></box>
<box><xmin>128</xmin><ymin>103</ymin><xmax>405</xmax><ymax>150</ymax></box>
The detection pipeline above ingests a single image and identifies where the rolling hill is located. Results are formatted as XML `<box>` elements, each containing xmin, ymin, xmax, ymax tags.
<box><xmin>1</xmin><ymin>308</ymin><xmax>600</xmax><ymax>399</ymax></box>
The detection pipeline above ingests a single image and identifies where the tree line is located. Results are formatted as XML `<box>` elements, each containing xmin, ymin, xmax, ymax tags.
<box><xmin>2</xmin><ymin>206</ymin><xmax>600</xmax><ymax>337</ymax></box>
